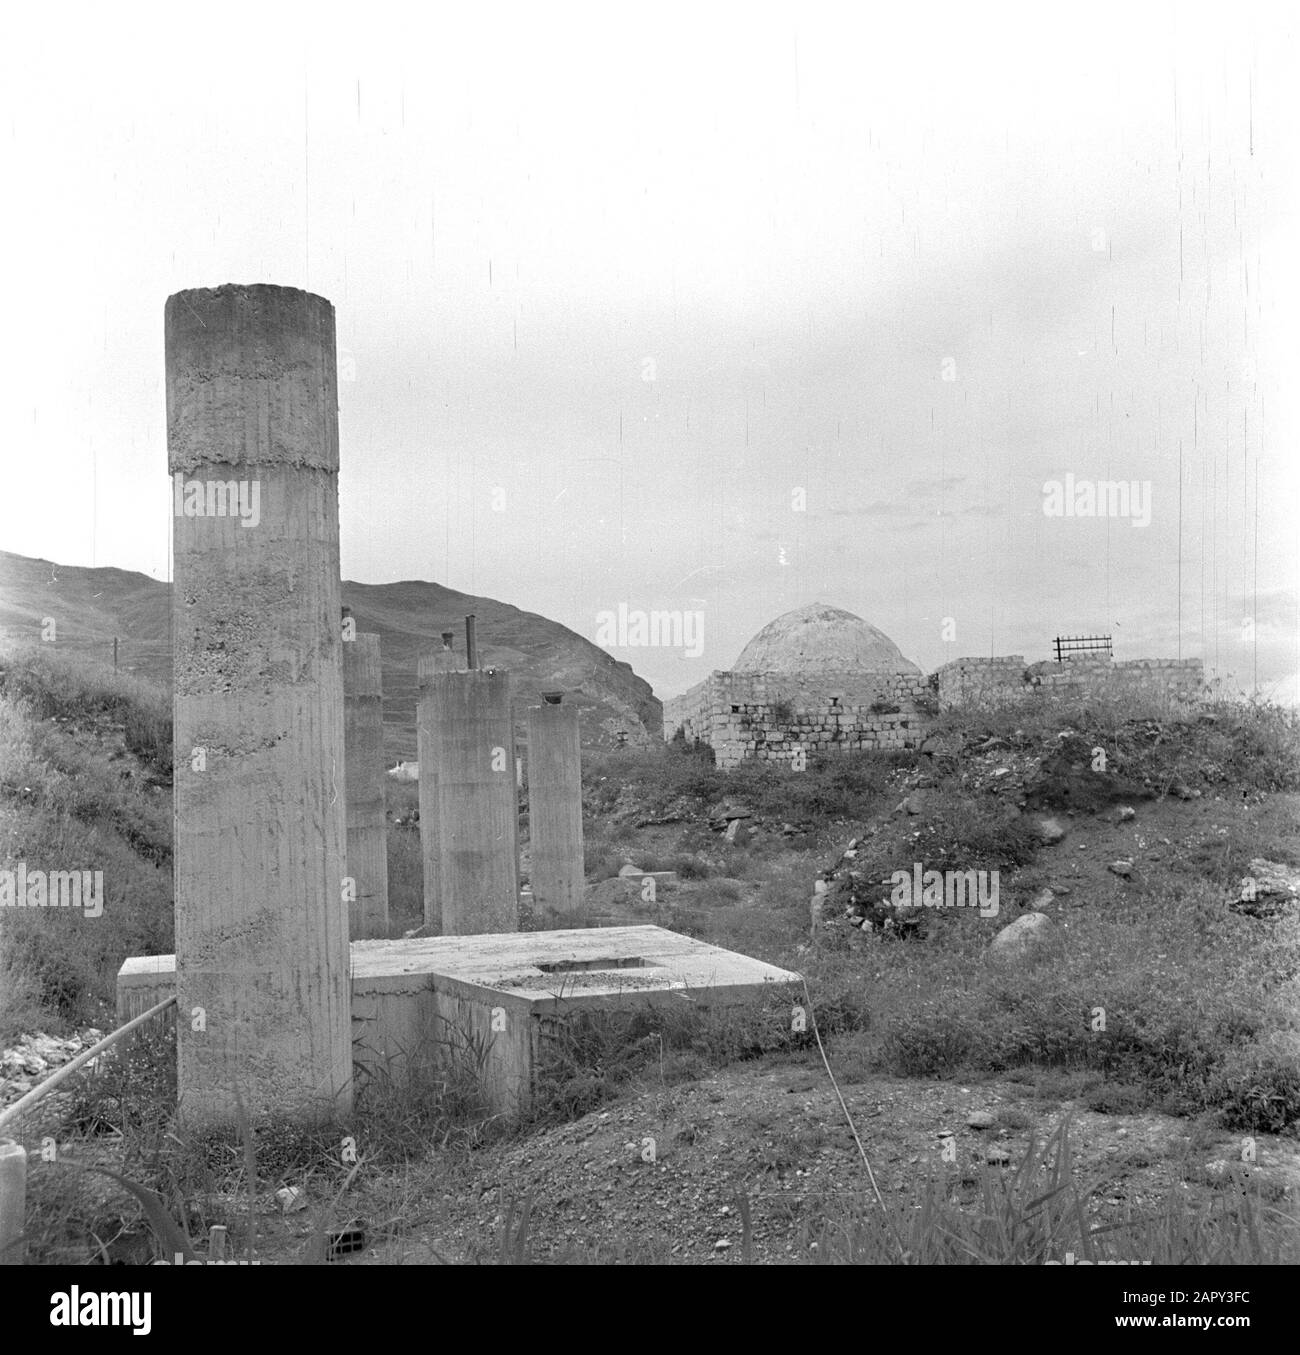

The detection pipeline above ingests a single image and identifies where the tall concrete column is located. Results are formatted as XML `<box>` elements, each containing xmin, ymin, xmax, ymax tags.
<box><xmin>526</xmin><ymin>694</ymin><xmax>584</xmax><ymax>921</ymax></box>
<box><xmin>344</xmin><ymin>632</ymin><xmax>388</xmax><ymax>939</ymax></box>
<box><xmin>415</xmin><ymin>644</ymin><xmax>456</xmax><ymax>934</ymax></box>
<box><xmin>428</xmin><ymin>668</ymin><xmax>520</xmax><ymax>934</ymax></box>
<box><xmin>166</xmin><ymin>283</ymin><xmax>351</xmax><ymax>1127</ymax></box>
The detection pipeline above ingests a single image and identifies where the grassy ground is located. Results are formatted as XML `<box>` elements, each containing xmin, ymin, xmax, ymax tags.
<box><xmin>0</xmin><ymin>643</ymin><xmax>172</xmax><ymax>1037</ymax></box>
<box><xmin>3</xmin><ymin>639</ymin><xmax>1298</xmax><ymax>1263</ymax></box>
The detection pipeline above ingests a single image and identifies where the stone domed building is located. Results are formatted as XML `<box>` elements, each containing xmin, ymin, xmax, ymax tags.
<box><xmin>662</xmin><ymin>601</ymin><xmax>1207</xmax><ymax>769</ymax></box>
<box><xmin>732</xmin><ymin>603</ymin><xmax>921</xmax><ymax>676</ymax></box>
<box><xmin>663</xmin><ymin>603</ymin><xmax>932</xmax><ymax>768</ymax></box>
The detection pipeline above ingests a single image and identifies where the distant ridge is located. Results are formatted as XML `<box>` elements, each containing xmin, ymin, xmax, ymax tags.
<box><xmin>0</xmin><ymin>550</ymin><xmax>663</xmax><ymax>756</ymax></box>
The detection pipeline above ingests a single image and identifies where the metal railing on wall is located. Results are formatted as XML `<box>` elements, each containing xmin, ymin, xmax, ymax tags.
<box><xmin>0</xmin><ymin>996</ymin><xmax>176</xmax><ymax>1265</ymax></box>
<box><xmin>1052</xmin><ymin>634</ymin><xmax>1112</xmax><ymax>662</ymax></box>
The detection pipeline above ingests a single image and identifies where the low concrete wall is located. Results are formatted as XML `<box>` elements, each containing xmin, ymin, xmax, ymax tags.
<box><xmin>119</xmin><ymin>928</ymin><xmax>799</xmax><ymax>1119</ymax></box>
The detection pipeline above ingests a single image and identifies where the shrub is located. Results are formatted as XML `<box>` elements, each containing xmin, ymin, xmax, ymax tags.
<box><xmin>583</xmin><ymin>842</ymin><xmax>624</xmax><ymax>881</ymax></box>
<box><xmin>0</xmin><ymin>943</ymin><xmax>46</xmax><ymax>1043</ymax></box>
<box><xmin>386</xmin><ymin>828</ymin><xmax>423</xmax><ymax>924</ymax></box>
<box><xmin>1207</xmin><ymin>1045</ymin><xmax>1300</xmax><ymax>1135</ymax></box>
<box><xmin>880</xmin><ymin>1010</ymin><xmax>981</xmax><ymax>1076</ymax></box>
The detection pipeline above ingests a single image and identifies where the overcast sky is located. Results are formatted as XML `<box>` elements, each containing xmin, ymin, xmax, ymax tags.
<box><xmin>2</xmin><ymin>1</ymin><xmax>1296</xmax><ymax>700</ymax></box>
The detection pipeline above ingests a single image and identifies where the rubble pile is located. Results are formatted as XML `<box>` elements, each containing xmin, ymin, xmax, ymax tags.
<box><xmin>1</xmin><ymin>1029</ymin><xmax>103</xmax><ymax>1108</ymax></box>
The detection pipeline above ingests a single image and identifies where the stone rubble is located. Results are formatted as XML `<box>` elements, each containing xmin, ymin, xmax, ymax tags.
<box><xmin>0</xmin><ymin>1029</ymin><xmax>104</xmax><ymax>1108</ymax></box>
<box><xmin>1229</xmin><ymin>858</ymin><xmax>1300</xmax><ymax>919</ymax></box>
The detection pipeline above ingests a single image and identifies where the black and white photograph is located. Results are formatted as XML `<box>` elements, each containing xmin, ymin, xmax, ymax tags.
<box><xmin>0</xmin><ymin>0</ymin><xmax>1297</xmax><ymax>1302</ymax></box>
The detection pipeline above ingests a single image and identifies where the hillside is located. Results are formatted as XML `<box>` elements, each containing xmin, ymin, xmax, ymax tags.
<box><xmin>2</xmin><ymin>643</ymin><xmax>1298</xmax><ymax>1264</ymax></box>
<box><xmin>0</xmin><ymin>550</ymin><xmax>662</xmax><ymax>756</ymax></box>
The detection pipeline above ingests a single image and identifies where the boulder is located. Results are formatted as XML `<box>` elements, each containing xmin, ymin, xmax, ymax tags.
<box><xmin>709</xmin><ymin>801</ymin><xmax>754</xmax><ymax>825</ymax></box>
<box><xmin>1229</xmin><ymin>858</ymin><xmax>1300</xmax><ymax>918</ymax></box>
<box><xmin>987</xmin><ymin>912</ymin><xmax>1054</xmax><ymax>964</ymax></box>
<box><xmin>1034</xmin><ymin>816</ymin><xmax>1067</xmax><ymax>845</ymax></box>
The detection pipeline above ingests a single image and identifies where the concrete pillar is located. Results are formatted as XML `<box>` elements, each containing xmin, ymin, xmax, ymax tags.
<box><xmin>166</xmin><ymin>283</ymin><xmax>351</xmax><ymax>1127</ymax></box>
<box><xmin>526</xmin><ymin>694</ymin><xmax>584</xmax><ymax>921</ymax></box>
<box><xmin>344</xmin><ymin>632</ymin><xmax>388</xmax><ymax>939</ymax></box>
<box><xmin>416</xmin><ymin>647</ymin><xmax>456</xmax><ymax>934</ymax></box>
<box><xmin>428</xmin><ymin>668</ymin><xmax>519</xmax><ymax>934</ymax></box>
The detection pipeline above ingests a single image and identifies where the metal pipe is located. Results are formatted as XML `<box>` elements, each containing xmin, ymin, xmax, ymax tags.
<box><xmin>0</xmin><ymin>997</ymin><xmax>178</xmax><ymax>1134</ymax></box>
<box><xmin>465</xmin><ymin>614</ymin><xmax>478</xmax><ymax>669</ymax></box>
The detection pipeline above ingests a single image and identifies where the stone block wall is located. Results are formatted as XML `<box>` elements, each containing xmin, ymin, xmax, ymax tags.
<box><xmin>663</xmin><ymin>677</ymin><xmax>713</xmax><ymax>747</ymax></box>
<box><xmin>666</xmin><ymin>669</ymin><xmax>933</xmax><ymax>769</ymax></box>
<box><xmin>934</xmin><ymin>654</ymin><xmax>1205</xmax><ymax>709</ymax></box>
<box><xmin>934</xmin><ymin>657</ymin><xmax>1028</xmax><ymax>709</ymax></box>
<box><xmin>1024</xmin><ymin>656</ymin><xmax>1205</xmax><ymax>703</ymax></box>
<box><xmin>667</xmin><ymin>655</ymin><xmax>1206</xmax><ymax>767</ymax></box>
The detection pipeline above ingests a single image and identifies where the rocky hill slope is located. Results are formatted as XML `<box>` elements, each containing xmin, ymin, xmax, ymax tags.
<box><xmin>0</xmin><ymin>550</ymin><xmax>662</xmax><ymax>756</ymax></box>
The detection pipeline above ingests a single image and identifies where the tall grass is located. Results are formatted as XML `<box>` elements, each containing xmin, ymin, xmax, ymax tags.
<box><xmin>1</xmin><ymin>644</ymin><xmax>173</xmax><ymax>1034</ymax></box>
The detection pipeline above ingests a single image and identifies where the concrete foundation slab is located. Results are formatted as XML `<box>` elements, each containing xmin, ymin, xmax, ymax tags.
<box><xmin>118</xmin><ymin>926</ymin><xmax>799</xmax><ymax>1116</ymax></box>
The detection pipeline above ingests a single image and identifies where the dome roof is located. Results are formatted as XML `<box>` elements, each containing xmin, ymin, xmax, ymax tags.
<box><xmin>732</xmin><ymin>603</ymin><xmax>919</xmax><ymax>674</ymax></box>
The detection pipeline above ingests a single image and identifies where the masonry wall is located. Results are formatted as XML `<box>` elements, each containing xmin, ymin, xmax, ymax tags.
<box><xmin>667</xmin><ymin>670</ymin><xmax>933</xmax><ymax>769</ymax></box>
<box><xmin>1025</xmin><ymin>656</ymin><xmax>1206</xmax><ymax>703</ymax></box>
<box><xmin>934</xmin><ymin>657</ymin><xmax>1028</xmax><ymax>709</ymax></box>
<box><xmin>663</xmin><ymin>677</ymin><xmax>714</xmax><ymax>746</ymax></box>
<box><xmin>934</xmin><ymin>655</ymin><xmax>1205</xmax><ymax>709</ymax></box>
<box><xmin>669</xmin><ymin>655</ymin><xmax>1206</xmax><ymax>767</ymax></box>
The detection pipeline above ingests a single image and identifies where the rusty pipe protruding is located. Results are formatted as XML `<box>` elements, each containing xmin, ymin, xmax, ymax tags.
<box><xmin>465</xmin><ymin>614</ymin><xmax>478</xmax><ymax>670</ymax></box>
<box><xmin>542</xmin><ymin>691</ymin><xmax>563</xmax><ymax>705</ymax></box>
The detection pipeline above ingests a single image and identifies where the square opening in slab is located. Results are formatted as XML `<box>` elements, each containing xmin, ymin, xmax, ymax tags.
<box><xmin>536</xmin><ymin>956</ymin><xmax>653</xmax><ymax>973</ymax></box>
